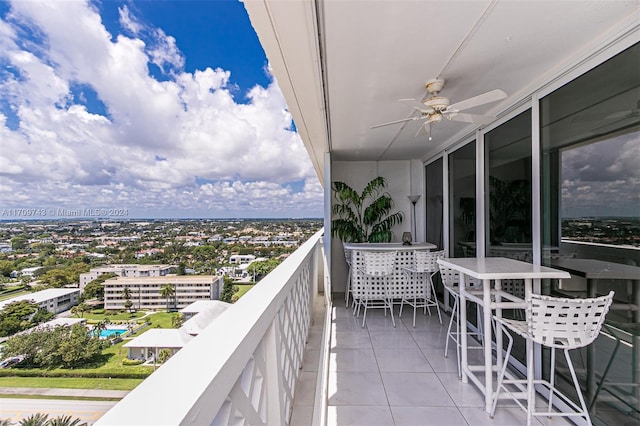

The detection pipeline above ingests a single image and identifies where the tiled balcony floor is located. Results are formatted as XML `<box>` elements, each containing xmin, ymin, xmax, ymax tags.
<box><xmin>293</xmin><ymin>298</ymin><xmax>574</xmax><ymax>426</ymax></box>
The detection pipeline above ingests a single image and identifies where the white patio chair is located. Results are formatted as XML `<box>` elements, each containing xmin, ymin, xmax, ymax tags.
<box><xmin>491</xmin><ymin>291</ymin><xmax>614</xmax><ymax>426</ymax></box>
<box><xmin>354</xmin><ymin>250</ymin><xmax>397</xmax><ymax>328</ymax></box>
<box><xmin>400</xmin><ymin>249</ymin><xmax>444</xmax><ymax>327</ymax></box>
<box><xmin>439</xmin><ymin>263</ymin><xmax>486</xmax><ymax>378</ymax></box>
<box><xmin>343</xmin><ymin>246</ymin><xmax>353</xmax><ymax>308</ymax></box>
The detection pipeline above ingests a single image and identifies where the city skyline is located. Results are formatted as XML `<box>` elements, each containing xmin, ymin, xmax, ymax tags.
<box><xmin>0</xmin><ymin>0</ymin><xmax>324</xmax><ymax>219</ymax></box>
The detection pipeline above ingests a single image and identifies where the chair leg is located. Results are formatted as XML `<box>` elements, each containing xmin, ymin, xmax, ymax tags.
<box><xmin>445</xmin><ymin>296</ymin><xmax>458</xmax><ymax>358</ymax></box>
<box><xmin>549</xmin><ymin>347</ymin><xmax>556</xmax><ymax>416</ymax></box>
<box><xmin>345</xmin><ymin>267</ymin><xmax>351</xmax><ymax>308</ymax></box>
<box><xmin>565</xmin><ymin>348</ymin><xmax>593</xmax><ymax>426</ymax></box>
<box><xmin>430</xmin><ymin>279</ymin><xmax>442</xmax><ymax>324</ymax></box>
<box><xmin>412</xmin><ymin>296</ymin><xmax>417</xmax><ymax>328</ymax></box>
<box><xmin>361</xmin><ymin>300</ymin><xmax>367</xmax><ymax>328</ymax></box>
<box><xmin>491</xmin><ymin>324</ymin><xmax>514</xmax><ymax>418</ymax></box>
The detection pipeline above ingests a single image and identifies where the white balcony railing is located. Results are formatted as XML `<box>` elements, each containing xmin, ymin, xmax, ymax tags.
<box><xmin>97</xmin><ymin>229</ymin><xmax>329</xmax><ymax>426</ymax></box>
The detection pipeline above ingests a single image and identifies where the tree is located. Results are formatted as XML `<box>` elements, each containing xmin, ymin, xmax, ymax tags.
<box><xmin>171</xmin><ymin>313</ymin><xmax>184</xmax><ymax>328</ymax></box>
<box><xmin>19</xmin><ymin>413</ymin><xmax>49</xmax><ymax>426</ymax></box>
<box><xmin>158</xmin><ymin>348</ymin><xmax>172</xmax><ymax>364</ymax></box>
<box><xmin>2</xmin><ymin>324</ymin><xmax>105</xmax><ymax>369</ymax></box>
<box><xmin>121</xmin><ymin>286</ymin><xmax>132</xmax><ymax>312</ymax></box>
<box><xmin>38</xmin><ymin>268</ymin><xmax>73</xmax><ymax>288</ymax></box>
<box><xmin>159</xmin><ymin>283</ymin><xmax>176</xmax><ymax>312</ymax></box>
<box><xmin>48</xmin><ymin>415</ymin><xmax>87</xmax><ymax>426</ymax></box>
<box><xmin>331</xmin><ymin>176</ymin><xmax>404</xmax><ymax>243</ymax></box>
<box><xmin>0</xmin><ymin>300</ymin><xmax>39</xmax><ymax>337</ymax></box>
<box><xmin>220</xmin><ymin>276</ymin><xmax>238</xmax><ymax>303</ymax></box>
<box><xmin>246</xmin><ymin>259</ymin><xmax>281</xmax><ymax>282</ymax></box>
<box><xmin>71</xmin><ymin>303</ymin><xmax>89</xmax><ymax>318</ymax></box>
<box><xmin>0</xmin><ymin>259</ymin><xmax>14</xmax><ymax>277</ymax></box>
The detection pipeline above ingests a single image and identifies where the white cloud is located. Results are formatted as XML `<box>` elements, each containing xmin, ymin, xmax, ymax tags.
<box><xmin>0</xmin><ymin>0</ymin><xmax>322</xmax><ymax>218</ymax></box>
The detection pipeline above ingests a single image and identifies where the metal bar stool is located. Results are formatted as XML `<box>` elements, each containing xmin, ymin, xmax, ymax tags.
<box><xmin>491</xmin><ymin>291</ymin><xmax>615</xmax><ymax>426</ymax></box>
<box><xmin>439</xmin><ymin>263</ymin><xmax>487</xmax><ymax>378</ymax></box>
<box><xmin>400</xmin><ymin>249</ymin><xmax>444</xmax><ymax>327</ymax></box>
<box><xmin>354</xmin><ymin>250</ymin><xmax>397</xmax><ymax>328</ymax></box>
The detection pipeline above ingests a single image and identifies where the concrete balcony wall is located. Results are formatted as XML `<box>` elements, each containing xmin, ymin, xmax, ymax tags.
<box><xmin>97</xmin><ymin>229</ymin><xmax>327</xmax><ymax>426</ymax></box>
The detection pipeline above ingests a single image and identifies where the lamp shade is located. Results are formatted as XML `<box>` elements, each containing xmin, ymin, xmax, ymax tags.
<box><xmin>408</xmin><ymin>195</ymin><xmax>421</xmax><ymax>204</ymax></box>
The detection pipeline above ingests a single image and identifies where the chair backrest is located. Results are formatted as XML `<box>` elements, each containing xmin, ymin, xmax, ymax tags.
<box><xmin>501</xmin><ymin>279</ymin><xmax>525</xmax><ymax>299</ymax></box>
<box><xmin>362</xmin><ymin>251</ymin><xmax>397</xmax><ymax>276</ymax></box>
<box><xmin>415</xmin><ymin>249</ymin><xmax>444</xmax><ymax>273</ymax></box>
<box><xmin>529</xmin><ymin>291</ymin><xmax>614</xmax><ymax>349</ymax></box>
<box><xmin>343</xmin><ymin>247</ymin><xmax>352</xmax><ymax>266</ymax></box>
<box><xmin>438</xmin><ymin>263</ymin><xmax>460</xmax><ymax>289</ymax></box>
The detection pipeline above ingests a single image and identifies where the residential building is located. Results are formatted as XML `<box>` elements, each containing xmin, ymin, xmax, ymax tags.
<box><xmin>123</xmin><ymin>300</ymin><xmax>231</xmax><ymax>361</ymax></box>
<box><xmin>0</xmin><ymin>288</ymin><xmax>80</xmax><ymax>315</ymax></box>
<box><xmin>97</xmin><ymin>3</ymin><xmax>639</xmax><ymax>426</ymax></box>
<box><xmin>103</xmin><ymin>275</ymin><xmax>223</xmax><ymax>311</ymax></box>
<box><xmin>79</xmin><ymin>264</ymin><xmax>173</xmax><ymax>290</ymax></box>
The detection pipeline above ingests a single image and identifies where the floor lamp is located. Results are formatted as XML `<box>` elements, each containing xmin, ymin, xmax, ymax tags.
<box><xmin>408</xmin><ymin>195</ymin><xmax>421</xmax><ymax>242</ymax></box>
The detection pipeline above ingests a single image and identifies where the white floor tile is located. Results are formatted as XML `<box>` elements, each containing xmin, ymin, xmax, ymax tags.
<box><xmin>332</xmin><ymin>331</ymin><xmax>373</xmax><ymax>348</ymax></box>
<box><xmin>370</xmin><ymin>331</ymin><xmax>419</xmax><ymax>348</ymax></box>
<box><xmin>421</xmin><ymin>349</ymin><xmax>461</xmax><ymax>374</ymax></box>
<box><xmin>390</xmin><ymin>406</ymin><xmax>469</xmax><ymax>426</ymax></box>
<box><xmin>327</xmin><ymin>405</ymin><xmax>395</xmax><ymax>425</ymax></box>
<box><xmin>457</xmin><ymin>406</ymin><xmax>534</xmax><ymax>425</ymax></box>
<box><xmin>381</xmin><ymin>372</ymin><xmax>456</xmax><ymax>407</ymax></box>
<box><xmin>374</xmin><ymin>347</ymin><xmax>433</xmax><ymax>373</ymax></box>
<box><xmin>328</xmin><ymin>372</ymin><xmax>388</xmax><ymax>406</ymax></box>
<box><xmin>436</xmin><ymin>372</ymin><xmax>485</xmax><ymax>407</ymax></box>
<box><xmin>330</xmin><ymin>347</ymin><xmax>379</xmax><ymax>372</ymax></box>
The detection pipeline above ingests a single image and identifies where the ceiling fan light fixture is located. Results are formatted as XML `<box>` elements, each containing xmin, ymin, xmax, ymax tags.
<box><xmin>428</xmin><ymin>112</ymin><xmax>443</xmax><ymax>124</ymax></box>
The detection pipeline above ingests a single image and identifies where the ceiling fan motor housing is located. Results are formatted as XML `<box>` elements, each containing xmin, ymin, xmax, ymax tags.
<box><xmin>424</xmin><ymin>96</ymin><xmax>450</xmax><ymax>111</ymax></box>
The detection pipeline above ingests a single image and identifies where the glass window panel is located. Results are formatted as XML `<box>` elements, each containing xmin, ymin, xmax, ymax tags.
<box><xmin>540</xmin><ymin>43</ymin><xmax>640</xmax><ymax>424</ymax></box>
<box><xmin>485</xmin><ymin>109</ymin><xmax>533</xmax><ymax>262</ymax></box>
<box><xmin>449</xmin><ymin>142</ymin><xmax>476</xmax><ymax>258</ymax></box>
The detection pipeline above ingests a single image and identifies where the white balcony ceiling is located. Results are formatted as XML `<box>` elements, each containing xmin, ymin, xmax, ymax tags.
<box><xmin>244</xmin><ymin>0</ymin><xmax>639</xmax><ymax>181</ymax></box>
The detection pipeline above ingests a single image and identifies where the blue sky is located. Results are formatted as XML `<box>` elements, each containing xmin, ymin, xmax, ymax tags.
<box><xmin>0</xmin><ymin>0</ymin><xmax>323</xmax><ymax>219</ymax></box>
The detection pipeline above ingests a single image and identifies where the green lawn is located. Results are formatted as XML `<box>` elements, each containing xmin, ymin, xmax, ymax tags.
<box><xmin>0</xmin><ymin>288</ymin><xmax>30</xmax><ymax>301</ymax></box>
<box><xmin>0</xmin><ymin>311</ymin><xmax>180</xmax><ymax>391</ymax></box>
<box><xmin>0</xmin><ymin>376</ymin><xmax>143</xmax><ymax>390</ymax></box>
<box><xmin>82</xmin><ymin>310</ymin><xmax>146</xmax><ymax>322</ymax></box>
<box><xmin>235</xmin><ymin>284</ymin><xmax>255</xmax><ymax>299</ymax></box>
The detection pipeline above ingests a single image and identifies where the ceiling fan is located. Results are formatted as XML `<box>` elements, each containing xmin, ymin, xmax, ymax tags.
<box><xmin>371</xmin><ymin>79</ymin><xmax>507</xmax><ymax>136</ymax></box>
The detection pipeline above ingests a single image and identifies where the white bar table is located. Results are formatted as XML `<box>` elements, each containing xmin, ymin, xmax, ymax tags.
<box><xmin>345</xmin><ymin>242</ymin><xmax>437</xmax><ymax>299</ymax></box>
<box><xmin>437</xmin><ymin>257</ymin><xmax>570</xmax><ymax>414</ymax></box>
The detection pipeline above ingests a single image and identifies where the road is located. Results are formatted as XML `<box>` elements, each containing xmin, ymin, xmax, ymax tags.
<box><xmin>0</xmin><ymin>398</ymin><xmax>117</xmax><ymax>425</ymax></box>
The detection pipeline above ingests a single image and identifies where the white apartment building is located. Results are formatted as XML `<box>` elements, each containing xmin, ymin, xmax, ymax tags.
<box><xmin>79</xmin><ymin>264</ymin><xmax>173</xmax><ymax>291</ymax></box>
<box><xmin>0</xmin><ymin>288</ymin><xmax>80</xmax><ymax>314</ymax></box>
<box><xmin>103</xmin><ymin>275</ymin><xmax>223</xmax><ymax>311</ymax></box>
<box><xmin>229</xmin><ymin>254</ymin><xmax>255</xmax><ymax>265</ymax></box>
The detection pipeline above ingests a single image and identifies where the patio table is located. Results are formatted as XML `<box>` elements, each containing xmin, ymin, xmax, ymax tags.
<box><xmin>437</xmin><ymin>257</ymin><xmax>570</xmax><ymax>414</ymax></box>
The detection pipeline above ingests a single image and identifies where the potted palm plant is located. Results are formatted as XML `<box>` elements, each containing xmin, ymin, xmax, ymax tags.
<box><xmin>331</xmin><ymin>176</ymin><xmax>404</xmax><ymax>242</ymax></box>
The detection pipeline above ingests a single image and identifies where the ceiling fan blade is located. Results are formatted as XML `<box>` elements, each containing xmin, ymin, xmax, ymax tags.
<box><xmin>448</xmin><ymin>112</ymin><xmax>496</xmax><ymax>125</ymax></box>
<box><xmin>371</xmin><ymin>116</ymin><xmax>420</xmax><ymax>129</ymax></box>
<box><xmin>415</xmin><ymin>122</ymin><xmax>428</xmax><ymax>138</ymax></box>
<box><xmin>447</xmin><ymin>89</ymin><xmax>507</xmax><ymax>112</ymax></box>
<box><xmin>398</xmin><ymin>98</ymin><xmax>433</xmax><ymax>113</ymax></box>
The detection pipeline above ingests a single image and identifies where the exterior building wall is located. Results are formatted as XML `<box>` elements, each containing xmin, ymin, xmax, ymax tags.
<box><xmin>104</xmin><ymin>276</ymin><xmax>222</xmax><ymax>311</ymax></box>
<box><xmin>0</xmin><ymin>289</ymin><xmax>80</xmax><ymax>315</ymax></box>
<box><xmin>79</xmin><ymin>264</ymin><xmax>173</xmax><ymax>290</ymax></box>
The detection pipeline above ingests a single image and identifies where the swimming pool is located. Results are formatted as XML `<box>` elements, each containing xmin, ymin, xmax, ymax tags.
<box><xmin>99</xmin><ymin>329</ymin><xmax>127</xmax><ymax>338</ymax></box>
